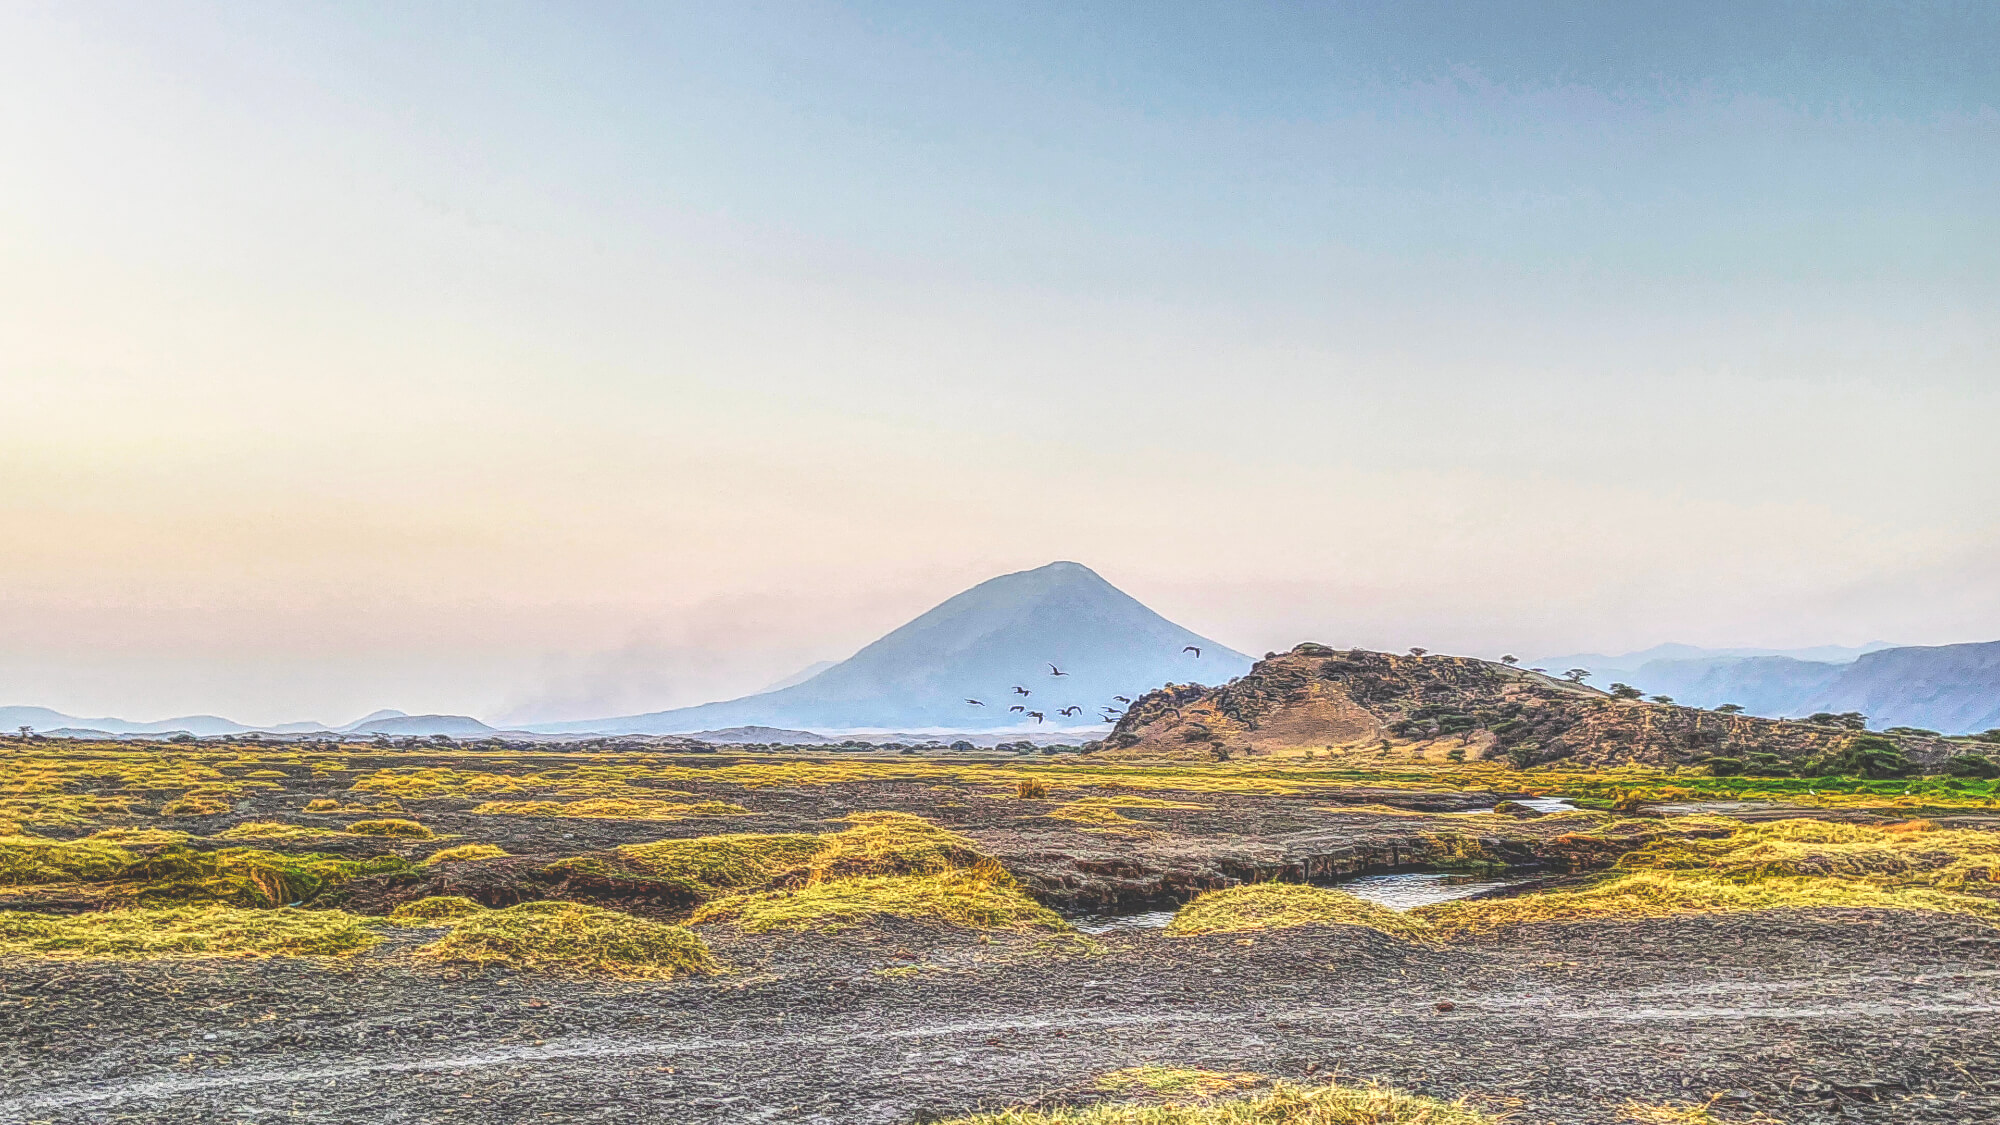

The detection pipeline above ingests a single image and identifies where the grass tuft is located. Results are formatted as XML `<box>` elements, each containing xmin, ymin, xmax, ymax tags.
<box><xmin>423</xmin><ymin>843</ymin><xmax>509</xmax><ymax>866</ymax></box>
<box><xmin>578</xmin><ymin>832</ymin><xmax>824</xmax><ymax>898</ymax></box>
<box><xmin>1167</xmin><ymin>883</ymin><xmax>1434</xmax><ymax>941</ymax></box>
<box><xmin>0</xmin><ymin>905</ymin><xmax>379</xmax><ymax>959</ymax></box>
<box><xmin>806</xmin><ymin>811</ymin><xmax>985</xmax><ymax>880</ymax></box>
<box><xmin>1094</xmin><ymin>1067</ymin><xmax>1265</xmax><ymax>1099</ymax></box>
<box><xmin>689</xmin><ymin>864</ymin><xmax>1066</xmax><ymax>933</ymax></box>
<box><xmin>470</xmin><ymin>798</ymin><xmax>749</xmax><ymax>820</ymax></box>
<box><xmin>346</xmin><ymin>818</ymin><xmax>435</xmax><ymax>839</ymax></box>
<box><xmin>412</xmin><ymin>900</ymin><xmax>719</xmax><ymax>978</ymax></box>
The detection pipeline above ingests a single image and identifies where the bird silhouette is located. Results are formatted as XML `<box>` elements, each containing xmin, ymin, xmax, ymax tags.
<box><xmin>1047</xmin><ymin>663</ymin><xmax>1068</xmax><ymax>676</ymax></box>
<box><xmin>1026</xmin><ymin>711</ymin><xmax>1045</xmax><ymax>723</ymax></box>
<box><xmin>1114</xmin><ymin>696</ymin><xmax>1131</xmax><ymax>704</ymax></box>
<box><xmin>1012</xmin><ymin>686</ymin><xmax>1031</xmax><ymax>696</ymax></box>
<box><xmin>1009</xmin><ymin>705</ymin><xmax>1025</xmax><ymax>713</ymax></box>
<box><xmin>1058</xmin><ymin>706</ymin><xmax>1082</xmax><ymax>717</ymax></box>
<box><xmin>1182</xmin><ymin>646</ymin><xmax>1201</xmax><ymax>657</ymax></box>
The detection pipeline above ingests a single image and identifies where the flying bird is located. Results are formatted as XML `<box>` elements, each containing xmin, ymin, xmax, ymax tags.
<box><xmin>1114</xmin><ymin>696</ymin><xmax>1131</xmax><ymax>704</ymax></box>
<box><xmin>1047</xmin><ymin>664</ymin><xmax>1068</xmax><ymax>676</ymax></box>
<box><xmin>1012</xmin><ymin>686</ymin><xmax>1032</xmax><ymax>696</ymax></box>
<box><xmin>1026</xmin><ymin>711</ymin><xmax>1045</xmax><ymax>723</ymax></box>
<box><xmin>965</xmin><ymin>699</ymin><xmax>984</xmax><ymax>706</ymax></box>
<box><xmin>1182</xmin><ymin>646</ymin><xmax>1201</xmax><ymax>657</ymax></box>
<box><xmin>1058</xmin><ymin>706</ymin><xmax>1082</xmax><ymax>717</ymax></box>
<box><xmin>1009</xmin><ymin>705</ymin><xmax>1025</xmax><ymax>713</ymax></box>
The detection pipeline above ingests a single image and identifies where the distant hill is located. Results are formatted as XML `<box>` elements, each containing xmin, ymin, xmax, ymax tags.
<box><xmin>533</xmin><ymin>561</ymin><xmax>1252</xmax><ymax>735</ymax></box>
<box><xmin>686</xmin><ymin>726</ymin><xmax>836</xmax><ymax>745</ymax></box>
<box><xmin>347</xmin><ymin>714</ymin><xmax>497</xmax><ymax>737</ymax></box>
<box><xmin>0</xmin><ymin>706</ymin><xmax>253</xmax><ymax>737</ymax></box>
<box><xmin>1543</xmin><ymin>640</ymin><xmax>2000</xmax><ymax>734</ymax></box>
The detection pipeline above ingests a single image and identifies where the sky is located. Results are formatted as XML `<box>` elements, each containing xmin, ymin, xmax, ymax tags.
<box><xmin>2</xmin><ymin>1</ymin><xmax>1996</xmax><ymax>726</ymax></box>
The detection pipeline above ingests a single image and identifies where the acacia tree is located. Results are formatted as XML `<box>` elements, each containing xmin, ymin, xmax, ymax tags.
<box><xmin>1564</xmin><ymin>668</ymin><xmax>1592</xmax><ymax>684</ymax></box>
<box><xmin>1500</xmin><ymin>654</ymin><xmax>1519</xmax><ymax>666</ymax></box>
<box><xmin>1715</xmin><ymin>703</ymin><xmax>1745</xmax><ymax>714</ymax></box>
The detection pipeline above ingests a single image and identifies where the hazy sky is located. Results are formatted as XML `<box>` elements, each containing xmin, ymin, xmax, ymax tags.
<box><xmin>3</xmin><ymin>2</ymin><xmax>1996</xmax><ymax>725</ymax></box>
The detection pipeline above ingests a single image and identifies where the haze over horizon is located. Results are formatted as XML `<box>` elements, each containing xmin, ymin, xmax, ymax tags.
<box><xmin>4</xmin><ymin>3</ymin><xmax>1996</xmax><ymax>726</ymax></box>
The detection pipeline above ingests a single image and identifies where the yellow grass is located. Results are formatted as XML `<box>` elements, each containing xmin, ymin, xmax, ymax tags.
<box><xmin>1167</xmin><ymin>884</ymin><xmax>1434</xmax><ymax>941</ymax></box>
<box><xmin>469</xmin><ymin>797</ymin><xmax>749</xmax><ymax>820</ymax></box>
<box><xmin>934</xmin><ymin>1079</ymin><xmax>1500</xmax><ymax>1124</ymax></box>
<box><xmin>1095</xmin><ymin>1068</ymin><xmax>1265</xmax><ymax>1099</ymax></box>
<box><xmin>689</xmin><ymin>865</ymin><xmax>1066</xmax><ymax>933</ymax></box>
<box><xmin>806</xmin><ymin>811</ymin><xmax>985</xmax><ymax>880</ymax></box>
<box><xmin>412</xmin><ymin>900</ymin><xmax>719</xmax><ymax>978</ymax></box>
<box><xmin>602</xmin><ymin>832</ymin><xmax>824</xmax><ymax>897</ymax></box>
<box><xmin>346</xmin><ymin>818</ymin><xmax>436</xmax><ymax>839</ymax></box>
<box><xmin>423</xmin><ymin>843</ymin><xmax>509</xmax><ymax>866</ymax></box>
<box><xmin>0</xmin><ymin>905</ymin><xmax>379</xmax><ymax>959</ymax></box>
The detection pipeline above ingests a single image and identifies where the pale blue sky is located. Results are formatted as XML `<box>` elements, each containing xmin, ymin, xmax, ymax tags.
<box><xmin>2</xmin><ymin>2</ymin><xmax>1995</xmax><ymax>723</ymax></box>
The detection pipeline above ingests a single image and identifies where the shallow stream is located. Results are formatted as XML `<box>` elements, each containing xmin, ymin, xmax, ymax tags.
<box><xmin>1066</xmin><ymin>869</ymin><xmax>1542</xmax><ymax>934</ymax></box>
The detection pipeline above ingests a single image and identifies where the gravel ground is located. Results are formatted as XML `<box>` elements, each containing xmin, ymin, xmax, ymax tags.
<box><xmin>5</xmin><ymin>908</ymin><xmax>1998</xmax><ymax>1125</ymax></box>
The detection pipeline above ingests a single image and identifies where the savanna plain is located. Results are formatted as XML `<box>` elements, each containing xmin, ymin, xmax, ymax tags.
<box><xmin>5</xmin><ymin>650</ymin><xmax>2000</xmax><ymax>1125</ymax></box>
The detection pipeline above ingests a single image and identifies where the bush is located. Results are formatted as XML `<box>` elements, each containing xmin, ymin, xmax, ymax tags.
<box><xmin>1016</xmin><ymin>778</ymin><xmax>1051</xmax><ymax>799</ymax></box>
<box><xmin>1944</xmin><ymin>753</ymin><xmax>2000</xmax><ymax>780</ymax></box>
<box><xmin>1704</xmin><ymin>758</ymin><xmax>1744</xmax><ymax>777</ymax></box>
<box><xmin>1824</xmin><ymin>735</ymin><xmax>1911</xmax><ymax>779</ymax></box>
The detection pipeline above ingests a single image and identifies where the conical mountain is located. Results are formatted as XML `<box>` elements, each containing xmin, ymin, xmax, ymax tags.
<box><xmin>536</xmin><ymin>562</ymin><xmax>1251</xmax><ymax>735</ymax></box>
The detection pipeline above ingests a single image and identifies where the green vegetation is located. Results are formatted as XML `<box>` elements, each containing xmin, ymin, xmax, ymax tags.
<box><xmin>412</xmin><ymin>900</ymin><xmax>719</xmax><ymax>978</ymax></box>
<box><xmin>0</xmin><ymin>905</ymin><xmax>379</xmax><ymax>959</ymax></box>
<box><xmin>806</xmin><ymin>811</ymin><xmax>985</xmax><ymax>880</ymax></box>
<box><xmin>1166</xmin><ymin>883</ymin><xmax>1433</xmax><ymax>941</ymax></box>
<box><xmin>0</xmin><ymin>831</ymin><xmax>139</xmax><ymax>884</ymax></box>
<box><xmin>689</xmin><ymin>866</ymin><xmax>1065</xmax><ymax>933</ymax></box>
<box><xmin>934</xmin><ymin>1079</ymin><xmax>1500</xmax><ymax>1124</ymax></box>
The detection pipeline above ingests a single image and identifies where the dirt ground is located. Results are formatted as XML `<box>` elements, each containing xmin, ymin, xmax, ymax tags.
<box><xmin>6</xmin><ymin>750</ymin><xmax>2000</xmax><ymax>1123</ymax></box>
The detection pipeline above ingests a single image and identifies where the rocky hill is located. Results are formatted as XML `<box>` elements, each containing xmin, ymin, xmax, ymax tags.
<box><xmin>1100</xmin><ymin>644</ymin><xmax>1980</xmax><ymax>770</ymax></box>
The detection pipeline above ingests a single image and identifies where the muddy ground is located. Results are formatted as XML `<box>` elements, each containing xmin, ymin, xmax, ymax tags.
<box><xmin>6</xmin><ymin>751</ymin><xmax>2000</xmax><ymax>1123</ymax></box>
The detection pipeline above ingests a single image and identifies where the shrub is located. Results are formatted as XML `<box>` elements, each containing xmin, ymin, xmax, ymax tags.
<box><xmin>413</xmin><ymin>901</ymin><xmax>719</xmax><ymax>978</ymax></box>
<box><xmin>1824</xmin><ymin>735</ymin><xmax>1911</xmax><ymax>779</ymax></box>
<box><xmin>346</xmin><ymin>818</ymin><xmax>435</xmax><ymax>839</ymax></box>
<box><xmin>1016</xmin><ymin>778</ymin><xmax>1051</xmax><ymax>799</ymax></box>
<box><xmin>1945</xmin><ymin>753</ymin><xmax>2000</xmax><ymax>780</ymax></box>
<box><xmin>0</xmin><ymin>905</ymin><xmax>379</xmax><ymax>959</ymax></box>
<box><xmin>1166</xmin><ymin>883</ymin><xmax>1432</xmax><ymax>941</ymax></box>
<box><xmin>1704</xmin><ymin>757</ymin><xmax>1744</xmax><ymax>777</ymax></box>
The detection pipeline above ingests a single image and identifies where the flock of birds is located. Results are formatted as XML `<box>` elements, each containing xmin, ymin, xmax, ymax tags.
<box><xmin>962</xmin><ymin>646</ymin><xmax>1203</xmax><ymax>725</ymax></box>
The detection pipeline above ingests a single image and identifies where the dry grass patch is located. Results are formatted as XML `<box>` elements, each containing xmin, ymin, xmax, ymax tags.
<box><xmin>935</xmin><ymin>1079</ymin><xmax>1500</xmax><ymax>1124</ymax></box>
<box><xmin>350</xmin><ymin>767</ymin><xmax>529</xmax><ymax>799</ymax></box>
<box><xmin>596</xmin><ymin>832</ymin><xmax>824</xmax><ymax>897</ymax></box>
<box><xmin>412</xmin><ymin>901</ymin><xmax>719</xmax><ymax>978</ymax></box>
<box><xmin>159</xmin><ymin>791</ymin><xmax>233</xmax><ymax>817</ymax></box>
<box><xmin>0</xmin><ymin>905</ymin><xmax>379</xmax><ymax>960</ymax></box>
<box><xmin>1167</xmin><ymin>884</ymin><xmax>1435</xmax><ymax>941</ymax></box>
<box><xmin>689</xmin><ymin>865</ymin><xmax>1065</xmax><ymax>934</ymax></box>
<box><xmin>806</xmin><ymin>811</ymin><xmax>985</xmax><ymax>880</ymax></box>
<box><xmin>469</xmin><ymin>797</ymin><xmax>748</xmax><ymax>820</ymax></box>
<box><xmin>1094</xmin><ymin>1067</ymin><xmax>1265</xmax><ymax>1099</ymax></box>
<box><xmin>347</xmin><ymin>818</ymin><xmax>435</xmax><ymax>839</ymax></box>
<box><xmin>1</xmin><ymin>832</ymin><xmax>140</xmax><ymax>885</ymax></box>
<box><xmin>423</xmin><ymin>843</ymin><xmax>509</xmax><ymax>866</ymax></box>
<box><xmin>1045</xmin><ymin>796</ymin><xmax>1205</xmax><ymax>836</ymax></box>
